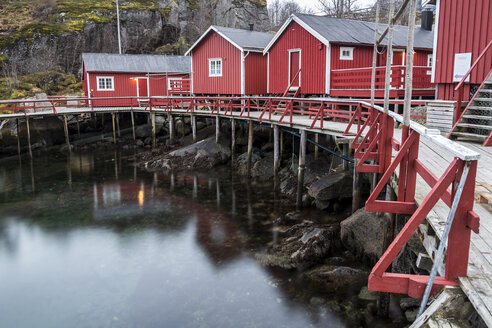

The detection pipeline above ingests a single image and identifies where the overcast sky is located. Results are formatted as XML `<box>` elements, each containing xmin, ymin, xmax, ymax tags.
<box><xmin>285</xmin><ymin>0</ymin><xmax>378</xmax><ymax>15</ymax></box>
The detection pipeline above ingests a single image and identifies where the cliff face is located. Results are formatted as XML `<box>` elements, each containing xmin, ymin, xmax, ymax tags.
<box><xmin>0</xmin><ymin>0</ymin><xmax>269</xmax><ymax>76</ymax></box>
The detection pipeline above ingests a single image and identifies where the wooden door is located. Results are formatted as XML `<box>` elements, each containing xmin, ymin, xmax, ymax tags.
<box><xmin>137</xmin><ymin>78</ymin><xmax>148</xmax><ymax>98</ymax></box>
<box><xmin>289</xmin><ymin>51</ymin><xmax>300</xmax><ymax>87</ymax></box>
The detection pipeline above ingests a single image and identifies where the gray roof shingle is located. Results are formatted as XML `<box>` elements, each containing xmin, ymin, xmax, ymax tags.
<box><xmin>82</xmin><ymin>53</ymin><xmax>191</xmax><ymax>73</ymax></box>
<box><xmin>212</xmin><ymin>25</ymin><xmax>274</xmax><ymax>50</ymax></box>
<box><xmin>294</xmin><ymin>13</ymin><xmax>434</xmax><ymax>49</ymax></box>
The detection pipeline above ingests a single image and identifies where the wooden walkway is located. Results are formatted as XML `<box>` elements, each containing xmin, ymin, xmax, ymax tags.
<box><xmin>1</xmin><ymin>103</ymin><xmax>492</xmax><ymax>325</ymax></box>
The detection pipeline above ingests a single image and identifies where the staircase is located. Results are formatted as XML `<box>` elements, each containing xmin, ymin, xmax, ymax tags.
<box><xmin>450</xmin><ymin>71</ymin><xmax>492</xmax><ymax>145</ymax></box>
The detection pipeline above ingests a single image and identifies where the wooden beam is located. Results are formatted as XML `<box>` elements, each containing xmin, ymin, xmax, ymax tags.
<box><xmin>296</xmin><ymin>129</ymin><xmax>307</xmax><ymax>210</ymax></box>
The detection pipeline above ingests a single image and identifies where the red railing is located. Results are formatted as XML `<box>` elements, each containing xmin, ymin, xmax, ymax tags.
<box><xmin>331</xmin><ymin>65</ymin><xmax>434</xmax><ymax>91</ymax></box>
<box><xmin>169</xmin><ymin>79</ymin><xmax>191</xmax><ymax>95</ymax></box>
<box><xmin>0</xmin><ymin>95</ymin><xmax>481</xmax><ymax>300</ymax></box>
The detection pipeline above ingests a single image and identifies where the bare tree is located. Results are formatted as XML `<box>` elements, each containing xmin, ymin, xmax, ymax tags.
<box><xmin>317</xmin><ymin>0</ymin><xmax>361</xmax><ymax>18</ymax></box>
<box><xmin>268</xmin><ymin>0</ymin><xmax>305</xmax><ymax>30</ymax></box>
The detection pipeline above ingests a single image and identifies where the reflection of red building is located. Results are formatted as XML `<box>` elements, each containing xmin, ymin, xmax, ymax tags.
<box><xmin>82</xmin><ymin>53</ymin><xmax>191</xmax><ymax>107</ymax></box>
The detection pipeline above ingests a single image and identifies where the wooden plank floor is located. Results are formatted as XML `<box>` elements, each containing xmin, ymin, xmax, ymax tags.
<box><xmin>1</xmin><ymin>107</ymin><xmax>491</xmax><ymax>324</ymax></box>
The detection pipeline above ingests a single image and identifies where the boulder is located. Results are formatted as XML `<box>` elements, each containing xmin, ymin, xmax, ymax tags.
<box><xmin>307</xmin><ymin>169</ymin><xmax>353</xmax><ymax>201</ymax></box>
<box><xmin>304</xmin><ymin>265</ymin><xmax>369</xmax><ymax>292</ymax></box>
<box><xmin>340</xmin><ymin>208</ymin><xmax>385</xmax><ymax>263</ymax></box>
<box><xmin>135</xmin><ymin>125</ymin><xmax>153</xmax><ymax>138</ymax></box>
<box><xmin>256</xmin><ymin>222</ymin><xmax>336</xmax><ymax>269</ymax></box>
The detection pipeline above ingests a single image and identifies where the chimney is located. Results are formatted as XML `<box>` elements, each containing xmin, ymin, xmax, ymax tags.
<box><xmin>421</xmin><ymin>8</ymin><xmax>433</xmax><ymax>31</ymax></box>
<box><xmin>249</xmin><ymin>24</ymin><xmax>254</xmax><ymax>31</ymax></box>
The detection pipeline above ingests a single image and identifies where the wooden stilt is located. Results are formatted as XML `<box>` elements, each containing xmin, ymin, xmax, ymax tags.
<box><xmin>191</xmin><ymin>115</ymin><xmax>197</xmax><ymax>143</ymax></box>
<box><xmin>169</xmin><ymin>114</ymin><xmax>174</xmax><ymax>145</ymax></box>
<box><xmin>93</xmin><ymin>113</ymin><xmax>97</xmax><ymax>128</ymax></box>
<box><xmin>352</xmin><ymin>158</ymin><xmax>363</xmax><ymax>213</ymax></box>
<box><xmin>279</xmin><ymin>130</ymin><xmax>283</xmax><ymax>160</ymax></box>
<box><xmin>231</xmin><ymin>118</ymin><xmax>236</xmax><ymax>156</ymax></box>
<box><xmin>274</xmin><ymin>125</ymin><xmax>280</xmax><ymax>189</ymax></box>
<box><xmin>112</xmin><ymin>112</ymin><xmax>116</xmax><ymax>144</ymax></box>
<box><xmin>181</xmin><ymin>116</ymin><xmax>185</xmax><ymax>138</ymax></box>
<box><xmin>314</xmin><ymin>133</ymin><xmax>319</xmax><ymax>160</ymax></box>
<box><xmin>26</xmin><ymin>116</ymin><xmax>32</xmax><ymax>158</ymax></box>
<box><xmin>131</xmin><ymin>110</ymin><xmax>136</xmax><ymax>141</ymax></box>
<box><xmin>63</xmin><ymin>115</ymin><xmax>71</xmax><ymax>152</ymax></box>
<box><xmin>16</xmin><ymin>118</ymin><xmax>21</xmax><ymax>156</ymax></box>
<box><xmin>216</xmin><ymin>116</ymin><xmax>220</xmax><ymax>143</ymax></box>
<box><xmin>343</xmin><ymin>143</ymin><xmax>349</xmax><ymax>171</ymax></box>
<box><xmin>247</xmin><ymin>120</ymin><xmax>253</xmax><ymax>178</ymax></box>
<box><xmin>296</xmin><ymin>129</ymin><xmax>307</xmax><ymax>210</ymax></box>
<box><xmin>116</xmin><ymin>113</ymin><xmax>121</xmax><ymax>137</ymax></box>
<box><xmin>76</xmin><ymin>115</ymin><xmax>81</xmax><ymax>139</ymax></box>
<box><xmin>152</xmin><ymin>111</ymin><xmax>156</xmax><ymax>148</ymax></box>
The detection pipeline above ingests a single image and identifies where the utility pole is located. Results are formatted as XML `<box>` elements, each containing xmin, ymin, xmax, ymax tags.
<box><xmin>116</xmin><ymin>0</ymin><xmax>122</xmax><ymax>54</ymax></box>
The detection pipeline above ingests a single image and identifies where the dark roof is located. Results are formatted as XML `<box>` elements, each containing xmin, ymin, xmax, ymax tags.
<box><xmin>185</xmin><ymin>25</ymin><xmax>274</xmax><ymax>55</ymax></box>
<box><xmin>294</xmin><ymin>13</ymin><xmax>434</xmax><ymax>49</ymax></box>
<box><xmin>82</xmin><ymin>53</ymin><xmax>191</xmax><ymax>73</ymax></box>
<box><xmin>212</xmin><ymin>25</ymin><xmax>274</xmax><ymax>50</ymax></box>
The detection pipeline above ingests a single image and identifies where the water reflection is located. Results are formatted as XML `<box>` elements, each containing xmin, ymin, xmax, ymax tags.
<box><xmin>0</xmin><ymin>150</ymin><xmax>378</xmax><ymax>327</ymax></box>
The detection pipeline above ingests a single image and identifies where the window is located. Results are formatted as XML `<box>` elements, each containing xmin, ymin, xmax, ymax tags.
<box><xmin>340</xmin><ymin>47</ymin><xmax>354</xmax><ymax>60</ymax></box>
<box><xmin>97</xmin><ymin>77</ymin><xmax>114</xmax><ymax>91</ymax></box>
<box><xmin>427</xmin><ymin>54</ymin><xmax>433</xmax><ymax>67</ymax></box>
<box><xmin>209</xmin><ymin>58</ymin><xmax>222</xmax><ymax>77</ymax></box>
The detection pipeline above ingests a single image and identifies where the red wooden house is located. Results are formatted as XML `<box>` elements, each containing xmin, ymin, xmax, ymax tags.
<box><xmin>82</xmin><ymin>53</ymin><xmax>191</xmax><ymax>106</ymax></box>
<box><xmin>185</xmin><ymin>25</ymin><xmax>273</xmax><ymax>95</ymax></box>
<box><xmin>426</xmin><ymin>0</ymin><xmax>492</xmax><ymax>145</ymax></box>
<box><xmin>263</xmin><ymin>13</ymin><xmax>435</xmax><ymax>99</ymax></box>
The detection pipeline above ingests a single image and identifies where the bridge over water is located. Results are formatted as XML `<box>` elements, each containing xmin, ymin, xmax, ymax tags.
<box><xmin>1</xmin><ymin>95</ymin><xmax>491</xmax><ymax>325</ymax></box>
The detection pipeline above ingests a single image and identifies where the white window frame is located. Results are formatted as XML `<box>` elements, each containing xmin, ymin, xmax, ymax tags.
<box><xmin>427</xmin><ymin>54</ymin><xmax>433</xmax><ymax>67</ymax></box>
<box><xmin>340</xmin><ymin>47</ymin><xmax>354</xmax><ymax>60</ymax></box>
<box><xmin>208</xmin><ymin>58</ymin><xmax>222</xmax><ymax>77</ymax></box>
<box><xmin>96</xmin><ymin>76</ymin><xmax>115</xmax><ymax>91</ymax></box>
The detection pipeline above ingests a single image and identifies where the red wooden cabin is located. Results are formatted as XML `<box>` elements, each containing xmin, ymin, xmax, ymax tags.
<box><xmin>185</xmin><ymin>25</ymin><xmax>273</xmax><ymax>95</ymax></box>
<box><xmin>264</xmin><ymin>14</ymin><xmax>435</xmax><ymax>99</ymax></box>
<box><xmin>82</xmin><ymin>53</ymin><xmax>191</xmax><ymax>107</ymax></box>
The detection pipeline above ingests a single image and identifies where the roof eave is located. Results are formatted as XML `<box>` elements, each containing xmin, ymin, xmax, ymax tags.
<box><xmin>185</xmin><ymin>25</ymin><xmax>244</xmax><ymax>56</ymax></box>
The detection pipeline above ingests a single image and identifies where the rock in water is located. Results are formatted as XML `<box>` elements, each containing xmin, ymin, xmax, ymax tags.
<box><xmin>256</xmin><ymin>222</ymin><xmax>336</xmax><ymax>269</ymax></box>
<box><xmin>307</xmin><ymin>169</ymin><xmax>353</xmax><ymax>201</ymax></box>
<box><xmin>340</xmin><ymin>208</ymin><xmax>385</xmax><ymax>263</ymax></box>
<box><xmin>304</xmin><ymin>265</ymin><xmax>369</xmax><ymax>292</ymax></box>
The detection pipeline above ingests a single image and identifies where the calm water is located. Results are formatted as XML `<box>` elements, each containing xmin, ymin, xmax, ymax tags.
<box><xmin>0</xmin><ymin>150</ymin><xmax>382</xmax><ymax>328</ymax></box>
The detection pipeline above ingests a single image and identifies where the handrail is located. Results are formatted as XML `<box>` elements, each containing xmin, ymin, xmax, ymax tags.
<box><xmin>282</xmin><ymin>68</ymin><xmax>301</xmax><ymax>97</ymax></box>
<box><xmin>455</xmin><ymin>39</ymin><xmax>492</xmax><ymax>116</ymax></box>
<box><xmin>332</xmin><ymin>65</ymin><xmax>431</xmax><ymax>72</ymax></box>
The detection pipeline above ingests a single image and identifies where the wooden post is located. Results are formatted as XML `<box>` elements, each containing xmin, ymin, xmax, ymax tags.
<box><xmin>131</xmin><ymin>110</ymin><xmax>136</xmax><ymax>141</ymax></box>
<box><xmin>191</xmin><ymin>115</ymin><xmax>197</xmax><ymax>143</ymax></box>
<box><xmin>370</xmin><ymin>0</ymin><xmax>381</xmax><ymax>107</ymax></box>
<box><xmin>152</xmin><ymin>111</ymin><xmax>156</xmax><ymax>148</ymax></box>
<box><xmin>111</xmin><ymin>112</ymin><xmax>116</xmax><ymax>144</ymax></box>
<box><xmin>16</xmin><ymin>118</ymin><xmax>21</xmax><ymax>156</ymax></box>
<box><xmin>403</xmin><ymin>0</ymin><xmax>418</xmax><ymax>128</ymax></box>
<box><xmin>383</xmin><ymin>0</ymin><xmax>395</xmax><ymax>115</ymax></box>
<box><xmin>231</xmin><ymin>118</ymin><xmax>236</xmax><ymax>157</ymax></box>
<box><xmin>314</xmin><ymin>133</ymin><xmax>319</xmax><ymax>160</ymax></box>
<box><xmin>63</xmin><ymin>115</ymin><xmax>71</xmax><ymax>152</ymax></box>
<box><xmin>93</xmin><ymin>113</ymin><xmax>97</xmax><ymax>128</ymax></box>
<box><xmin>352</xmin><ymin>159</ymin><xmax>363</xmax><ymax>213</ymax></box>
<box><xmin>247</xmin><ymin>120</ymin><xmax>253</xmax><ymax>178</ymax></box>
<box><xmin>116</xmin><ymin>113</ymin><xmax>121</xmax><ymax>137</ymax></box>
<box><xmin>343</xmin><ymin>143</ymin><xmax>349</xmax><ymax>171</ymax></box>
<box><xmin>26</xmin><ymin>116</ymin><xmax>32</xmax><ymax>158</ymax></box>
<box><xmin>168</xmin><ymin>114</ymin><xmax>174</xmax><ymax>145</ymax></box>
<box><xmin>76</xmin><ymin>115</ymin><xmax>81</xmax><ymax>139</ymax></box>
<box><xmin>181</xmin><ymin>115</ymin><xmax>185</xmax><ymax>138</ymax></box>
<box><xmin>273</xmin><ymin>125</ymin><xmax>280</xmax><ymax>178</ymax></box>
<box><xmin>216</xmin><ymin>116</ymin><xmax>220</xmax><ymax>143</ymax></box>
<box><xmin>279</xmin><ymin>130</ymin><xmax>283</xmax><ymax>160</ymax></box>
<box><xmin>296</xmin><ymin>129</ymin><xmax>307</xmax><ymax>210</ymax></box>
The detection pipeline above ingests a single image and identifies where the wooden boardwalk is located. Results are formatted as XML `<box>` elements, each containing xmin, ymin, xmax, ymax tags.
<box><xmin>1</xmin><ymin>103</ymin><xmax>491</xmax><ymax>325</ymax></box>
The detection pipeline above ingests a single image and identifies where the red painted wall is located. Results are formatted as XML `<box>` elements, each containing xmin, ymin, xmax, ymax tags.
<box><xmin>245</xmin><ymin>52</ymin><xmax>268</xmax><ymax>95</ymax></box>
<box><xmin>82</xmin><ymin>69</ymin><xmax>189</xmax><ymax>106</ymax></box>
<box><xmin>191</xmin><ymin>31</ymin><xmax>241</xmax><ymax>94</ymax></box>
<box><xmin>267</xmin><ymin>21</ymin><xmax>327</xmax><ymax>95</ymax></box>
<box><xmin>434</xmin><ymin>0</ymin><xmax>492</xmax><ymax>100</ymax></box>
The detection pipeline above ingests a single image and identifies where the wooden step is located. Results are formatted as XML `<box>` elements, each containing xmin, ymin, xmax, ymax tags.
<box><xmin>463</xmin><ymin>115</ymin><xmax>492</xmax><ymax>121</ymax></box>
<box><xmin>451</xmin><ymin>131</ymin><xmax>487</xmax><ymax>141</ymax></box>
<box><xmin>473</xmin><ymin>98</ymin><xmax>492</xmax><ymax>102</ymax></box>
<box><xmin>479</xmin><ymin>89</ymin><xmax>492</xmax><ymax>94</ymax></box>
<box><xmin>457</xmin><ymin>122</ymin><xmax>492</xmax><ymax>130</ymax></box>
<box><xmin>468</xmin><ymin>106</ymin><xmax>492</xmax><ymax>112</ymax></box>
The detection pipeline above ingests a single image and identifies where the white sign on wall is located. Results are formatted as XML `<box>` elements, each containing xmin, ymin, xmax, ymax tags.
<box><xmin>453</xmin><ymin>52</ymin><xmax>472</xmax><ymax>82</ymax></box>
